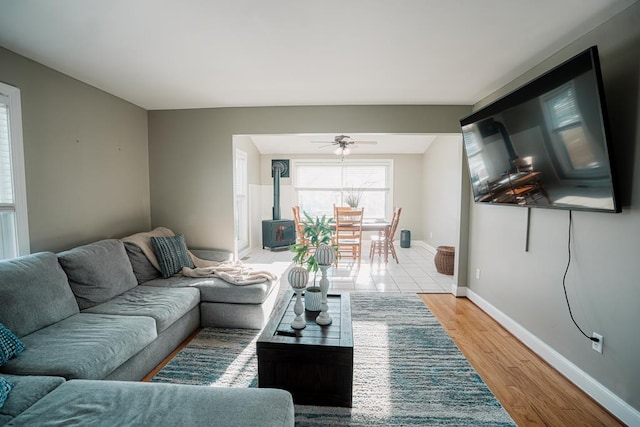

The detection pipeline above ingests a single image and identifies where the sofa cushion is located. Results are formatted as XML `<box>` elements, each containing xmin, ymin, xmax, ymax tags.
<box><xmin>0</xmin><ymin>252</ymin><xmax>79</xmax><ymax>337</ymax></box>
<box><xmin>124</xmin><ymin>242</ymin><xmax>162</xmax><ymax>284</ymax></box>
<box><xmin>150</xmin><ymin>234</ymin><xmax>195</xmax><ymax>278</ymax></box>
<box><xmin>57</xmin><ymin>239</ymin><xmax>138</xmax><ymax>310</ymax></box>
<box><xmin>0</xmin><ymin>313</ymin><xmax>157</xmax><ymax>380</ymax></box>
<box><xmin>83</xmin><ymin>286</ymin><xmax>200</xmax><ymax>333</ymax></box>
<box><xmin>190</xmin><ymin>248</ymin><xmax>233</xmax><ymax>262</ymax></box>
<box><xmin>142</xmin><ymin>275</ymin><xmax>276</xmax><ymax>305</ymax></box>
<box><xmin>0</xmin><ymin>324</ymin><xmax>24</xmax><ymax>365</ymax></box>
<box><xmin>8</xmin><ymin>380</ymin><xmax>295</xmax><ymax>427</ymax></box>
<box><xmin>0</xmin><ymin>374</ymin><xmax>65</xmax><ymax>424</ymax></box>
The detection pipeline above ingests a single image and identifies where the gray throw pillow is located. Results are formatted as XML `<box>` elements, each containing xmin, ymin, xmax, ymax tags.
<box><xmin>57</xmin><ymin>239</ymin><xmax>138</xmax><ymax>310</ymax></box>
<box><xmin>150</xmin><ymin>234</ymin><xmax>194</xmax><ymax>279</ymax></box>
<box><xmin>123</xmin><ymin>242</ymin><xmax>162</xmax><ymax>284</ymax></box>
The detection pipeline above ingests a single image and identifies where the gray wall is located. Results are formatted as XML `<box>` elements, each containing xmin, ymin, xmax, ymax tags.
<box><xmin>148</xmin><ymin>105</ymin><xmax>471</xmax><ymax>250</ymax></box>
<box><xmin>0</xmin><ymin>47</ymin><xmax>151</xmax><ymax>252</ymax></box>
<box><xmin>422</xmin><ymin>135</ymin><xmax>463</xmax><ymax>250</ymax></box>
<box><xmin>466</xmin><ymin>2</ymin><xmax>640</xmax><ymax>413</ymax></box>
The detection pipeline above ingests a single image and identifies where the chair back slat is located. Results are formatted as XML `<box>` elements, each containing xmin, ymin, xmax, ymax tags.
<box><xmin>292</xmin><ymin>206</ymin><xmax>307</xmax><ymax>245</ymax></box>
<box><xmin>334</xmin><ymin>206</ymin><xmax>364</xmax><ymax>266</ymax></box>
<box><xmin>387</xmin><ymin>207</ymin><xmax>402</xmax><ymax>241</ymax></box>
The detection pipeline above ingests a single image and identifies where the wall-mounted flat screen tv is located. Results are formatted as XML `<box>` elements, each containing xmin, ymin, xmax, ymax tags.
<box><xmin>460</xmin><ymin>46</ymin><xmax>620</xmax><ymax>213</ymax></box>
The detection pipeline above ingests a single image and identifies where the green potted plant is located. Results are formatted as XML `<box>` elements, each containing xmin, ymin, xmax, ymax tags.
<box><xmin>290</xmin><ymin>211</ymin><xmax>336</xmax><ymax>311</ymax></box>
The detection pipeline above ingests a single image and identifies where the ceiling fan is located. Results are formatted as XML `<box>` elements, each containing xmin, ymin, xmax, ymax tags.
<box><xmin>311</xmin><ymin>135</ymin><xmax>377</xmax><ymax>157</ymax></box>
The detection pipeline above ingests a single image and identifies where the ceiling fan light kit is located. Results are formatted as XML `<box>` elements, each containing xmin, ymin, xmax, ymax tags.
<box><xmin>312</xmin><ymin>134</ymin><xmax>377</xmax><ymax>157</ymax></box>
<box><xmin>334</xmin><ymin>146</ymin><xmax>351</xmax><ymax>156</ymax></box>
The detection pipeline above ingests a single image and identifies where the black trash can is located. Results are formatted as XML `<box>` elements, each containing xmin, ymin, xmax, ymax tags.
<box><xmin>400</xmin><ymin>229</ymin><xmax>411</xmax><ymax>248</ymax></box>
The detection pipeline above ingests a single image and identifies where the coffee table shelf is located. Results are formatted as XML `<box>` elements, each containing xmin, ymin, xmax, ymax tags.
<box><xmin>257</xmin><ymin>290</ymin><xmax>353</xmax><ymax>407</ymax></box>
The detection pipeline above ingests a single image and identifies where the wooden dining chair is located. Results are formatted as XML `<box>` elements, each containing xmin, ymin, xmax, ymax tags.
<box><xmin>334</xmin><ymin>206</ymin><xmax>365</xmax><ymax>266</ymax></box>
<box><xmin>369</xmin><ymin>207</ymin><xmax>402</xmax><ymax>263</ymax></box>
<box><xmin>292</xmin><ymin>206</ymin><xmax>307</xmax><ymax>246</ymax></box>
<box><xmin>510</xmin><ymin>157</ymin><xmax>550</xmax><ymax>204</ymax></box>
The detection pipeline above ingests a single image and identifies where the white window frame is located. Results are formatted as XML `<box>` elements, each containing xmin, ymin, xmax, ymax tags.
<box><xmin>541</xmin><ymin>81</ymin><xmax>605</xmax><ymax>180</ymax></box>
<box><xmin>0</xmin><ymin>82</ymin><xmax>29</xmax><ymax>259</ymax></box>
<box><xmin>292</xmin><ymin>158</ymin><xmax>393</xmax><ymax>220</ymax></box>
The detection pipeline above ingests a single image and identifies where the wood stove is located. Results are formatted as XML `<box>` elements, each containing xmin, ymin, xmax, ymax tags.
<box><xmin>262</xmin><ymin>220</ymin><xmax>295</xmax><ymax>250</ymax></box>
<box><xmin>262</xmin><ymin>160</ymin><xmax>296</xmax><ymax>250</ymax></box>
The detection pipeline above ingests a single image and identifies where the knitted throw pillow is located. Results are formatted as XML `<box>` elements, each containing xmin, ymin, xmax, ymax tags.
<box><xmin>0</xmin><ymin>377</ymin><xmax>13</xmax><ymax>409</ymax></box>
<box><xmin>0</xmin><ymin>323</ymin><xmax>24</xmax><ymax>366</ymax></box>
<box><xmin>150</xmin><ymin>234</ymin><xmax>194</xmax><ymax>278</ymax></box>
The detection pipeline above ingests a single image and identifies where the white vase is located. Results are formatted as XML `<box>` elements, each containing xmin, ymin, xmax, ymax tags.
<box><xmin>304</xmin><ymin>286</ymin><xmax>322</xmax><ymax>311</ymax></box>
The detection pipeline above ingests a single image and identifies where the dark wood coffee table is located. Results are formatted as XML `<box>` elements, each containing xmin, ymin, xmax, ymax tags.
<box><xmin>257</xmin><ymin>290</ymin><xmax>353</xmax><ymax>407</ymax></box>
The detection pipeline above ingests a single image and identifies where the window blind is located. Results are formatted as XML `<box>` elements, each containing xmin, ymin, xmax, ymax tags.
<box><xmin>0</xmin><ymin>100</ymin><xmax>13</xmax><ymax>204</ymax></box>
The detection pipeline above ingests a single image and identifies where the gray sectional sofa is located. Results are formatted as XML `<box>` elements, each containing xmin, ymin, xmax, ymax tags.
<box><xmin>0</xmin><ymin>235</ymin><xmax>292</xmax><ymax>426</ymax></box>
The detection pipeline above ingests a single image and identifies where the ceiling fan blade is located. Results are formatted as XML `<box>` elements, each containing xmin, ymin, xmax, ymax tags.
<box><xmin>353</xmin><ymin>140</ymin><xmax>378</xmax><ymax>144</ymax></box>
<box><xmin>310</xmin><ymin>140</ymin><xmax>335</xmax><ymax>144</ymax></box>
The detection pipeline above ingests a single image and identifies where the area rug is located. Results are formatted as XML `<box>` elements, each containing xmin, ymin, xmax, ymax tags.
<box><xmin>152</xmin><ymin>293</ymin><xmax>515</xmax><ymax>426</ymax></box>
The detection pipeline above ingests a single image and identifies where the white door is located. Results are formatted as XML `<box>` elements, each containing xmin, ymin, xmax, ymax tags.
<box><xmin>234</xmin><ymin>149</ymin><xmax>249</xmax><ymax>256</ymax></box>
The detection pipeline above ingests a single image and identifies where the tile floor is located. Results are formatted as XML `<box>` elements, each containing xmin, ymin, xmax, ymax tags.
<box><xmin>242</xmin><ymin>242</ymin><xmax>453</xmax><ymax>294</ymax></box>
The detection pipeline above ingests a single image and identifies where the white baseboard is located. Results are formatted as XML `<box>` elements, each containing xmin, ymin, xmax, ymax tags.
<box><xmin>466</xmin><ymin>289</ymin><xmax>640</xmax><ymax>427</ymax></box>
<box><xmin>451</xmin><ymin>284</ymin><xmax>467</xmax><ymax>297</ymax></box>
<box><xmin>412</xmin><ymin>240</ymin><xmax>436</xmax><ymax>254</ymax></box>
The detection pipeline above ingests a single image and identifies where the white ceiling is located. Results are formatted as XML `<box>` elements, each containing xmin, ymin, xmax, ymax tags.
<box><xmin>0</xmin><ymin>0</ymin><xmax>636</xmax><ymax>111</ymax></box>
<box><xmin>246</xmin><ymin>133</ymin><xmax>459</xmax><ymax>155</ymax></box>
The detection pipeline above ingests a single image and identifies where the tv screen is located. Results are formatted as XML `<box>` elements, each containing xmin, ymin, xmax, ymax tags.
<box><xmin>460</xmin><ymin>46</ymin><xmax>620</xmax><ymax>213</ymax></box>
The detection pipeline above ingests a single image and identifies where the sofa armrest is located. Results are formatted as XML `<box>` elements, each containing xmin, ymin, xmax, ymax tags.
<box><xmin>190</xmin><ymin>249</ymin><xmax>233</xmax><ymax>262</ymax></box>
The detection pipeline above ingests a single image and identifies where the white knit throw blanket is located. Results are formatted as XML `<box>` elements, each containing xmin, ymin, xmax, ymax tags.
<box><xmin>121</xmin><ymin>227</ymin><xmax>277</xmax><ymax>286</ymax></box>
<box><xmin>181</xmin><ymin>259</ymin><xmax>277</xmax><ymax>285</ymax></box>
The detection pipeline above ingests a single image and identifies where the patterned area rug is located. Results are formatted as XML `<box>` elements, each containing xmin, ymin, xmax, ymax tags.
<box><xmin>152</xmin><ymin>293</ymin><xmax>515</xmax><ymax>426</ymax></box>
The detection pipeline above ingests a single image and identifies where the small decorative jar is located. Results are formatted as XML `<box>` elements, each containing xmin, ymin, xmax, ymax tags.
<box><xmin>315</xmin><ymin>244</ymin><xmax>335</xmax><ymax>266</ymax></box>
<box><xmin>288</xmin><ymin>266</ymin><xmax>309</xmax><ymax>290</ymax></box>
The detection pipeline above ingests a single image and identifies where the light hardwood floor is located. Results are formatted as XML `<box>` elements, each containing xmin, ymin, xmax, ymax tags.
<box><xmin>420</xmin><ymin>294</ymin><xmax>623</xmax><ymax>426</ymax></box>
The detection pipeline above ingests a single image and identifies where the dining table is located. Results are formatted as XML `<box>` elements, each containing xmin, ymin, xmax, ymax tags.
<box><xmin>329</xmin><ymin>219</ymin><xmax>391</xmax><ymax>262</ymax></box>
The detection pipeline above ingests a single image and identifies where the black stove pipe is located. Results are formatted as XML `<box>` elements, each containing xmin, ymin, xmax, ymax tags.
<box><xmin>272</xmin><ymin>163</ymin><xmax>283</xmax><ymax>220</ymax></box>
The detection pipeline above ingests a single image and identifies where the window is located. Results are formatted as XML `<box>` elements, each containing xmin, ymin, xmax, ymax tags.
<box><xmin>293</xmin><ymin>159</ymin><xmax>392</xmax><ymax>220</ymax></box>
<box><xmin>462</xmin><ymin>130</ymin><xmax>489</xmax><ymax>187</ymax></box>
<box><xmin>0</xmin><ymin>82</ymin><xmax>29</xmax><ymax>260</ymax></box>
<box><xmin>542</xmin><ymin>82</ymin><xmax>604</xmax><ymax>178</ymax></box>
